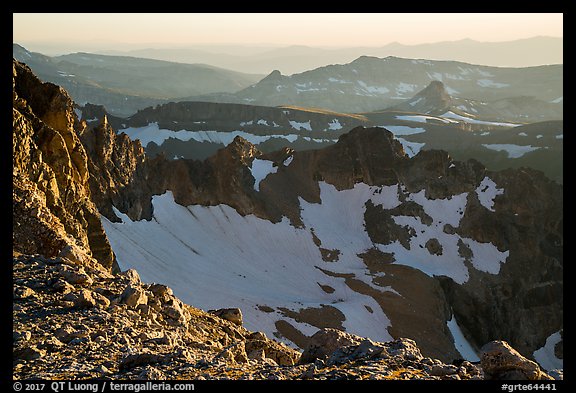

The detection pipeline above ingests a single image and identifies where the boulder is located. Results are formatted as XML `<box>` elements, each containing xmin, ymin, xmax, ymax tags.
<box><xmin>121</xmin><ymin>285</ymin><xmax>148</xmax><ymax>308</ymax></box>
<box><xmin>63</xmin><ymin>289</ymin><xmax>97</xmax><ymax>308</ymax></box>
<box><xmin>209</xmin><ymin>308</ymin><xmax>243</xmax><ymax>326</ymax></box>
<box><xmin>480</xmin><ymin>340</ymin><xmax>553</xmax><ymax>380</ymax></box>
<box><xmin>299</xmin><ymin>328</ymin><xmax>362</xmax><ymax>363</ymax></box>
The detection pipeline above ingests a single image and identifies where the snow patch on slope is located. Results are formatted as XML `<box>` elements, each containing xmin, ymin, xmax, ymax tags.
<box><xmin>447</xmin><ymin>314</ymin><xmax>480</xmax><ymax>362</ymax></box>
<box><xmin>289</xmin><ymin>120</ymin><xmax>312</xmax><ymax>131</ymax></box>
<box><xmin>533</xmin><ymin>331</ymin><xmax>563</xmax><ymax>372</ymax></box>
<box><xmin>102</xmin><ymin>190</ymin><xmax>395</xmax><ymax>347</ymax></box>
<box><xmin>481</xmin><ymin>144</ymin><xmax>541</xmax><ymax>158</ymax></box>
<box><xmin>250</xmin><ymin>159</ymin><xmax>278</xmax><ymax>192</ymax></box>
<box><xmin>475</xmin><ymin>176</ymin><xmax>504</xmax><ymax>212</ymax></box>
<box><xmin>119</xmin><ymin>122</ymin><xmax>301</xmax><ymax>147</ymax></box>
<box><xmin>375</xmin><ymin>189</ymin><xmax>508</xmax><ymax>284</ymax></box>
<box><xmin>379</xmin><ymin>125</ymin><xmax>426</xmax><ymax>136</ymax></box>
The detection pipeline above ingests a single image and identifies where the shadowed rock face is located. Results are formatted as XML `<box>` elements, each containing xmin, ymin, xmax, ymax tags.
<box><xmin>92</xmin><ymin>120</ymin><xmax>561</xmax><ymax>364</ymax></box>
<box><xmin>13</xmin><ymin>59</ymin><xmax>562</xmax><ymax>379</ymax></box>
<box><xmin>13</xmin><ymin>60</ymin><xmax>117</xmax><ymax>272</ymax></box>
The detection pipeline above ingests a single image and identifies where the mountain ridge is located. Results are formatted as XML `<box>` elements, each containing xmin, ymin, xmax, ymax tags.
<box><xmin>12</xmin><ymin>58</ymin><xmax>563</xmax><ymax>380</ymax></box>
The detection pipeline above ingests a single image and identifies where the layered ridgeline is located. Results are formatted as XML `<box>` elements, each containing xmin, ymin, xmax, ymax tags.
<box><xmin>12</xmin><ymin>44</ymin><xmax>264</xmax><ymax>117</ymax></box>
<box><xmin>13</xmin><ymin>59</ymin><xmax>562</xmax><ymax>380</ymax></box>
<box><xmin>87</xmin><ymin>80</ymin><xmax>562</xmax><ymax>184</ymax></box>
<box><xmin>14</xmin><ymin>43</ymin><xmax>562</xmax><ymax>121</ymax></box>
<box><xmin>185</xmin><ymin>56</ymin><xmax>562</xmax><ymax>117</ymax></box>
<box><xmin>74</xmin><ymin>74</ymin><xmax>563</xmax><ymax>369</ymax></box>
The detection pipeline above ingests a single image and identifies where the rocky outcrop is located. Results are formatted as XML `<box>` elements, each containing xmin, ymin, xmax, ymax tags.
<box><xmin>12</xmin><ymin>252</ymin><xmax>300</xmax><ymax>379</ymax></box>
<box><xmin>389</xmin><ymin>80</ymin><xmax>453</xmax><ymax>114</ymax></box>
<box><xmin>13</xmin><ymin>59</ymin><xmax>117</xmax><ymax>272</ymax></box>
<box><xmin>79</xmin><ymin>115</ymin><xmax>153</xmax><ymax>222</ymax></box>
<box><xmin>480</xmin><ymin>341</ymin><xmax>553</xmax><ymax>380</ymax></box>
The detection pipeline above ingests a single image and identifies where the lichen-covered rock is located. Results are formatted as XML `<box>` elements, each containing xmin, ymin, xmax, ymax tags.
<box><xmin>209</xmin><ymin>308</ymin><xmax>243</xmax><ymax>326</ymax></box>
<box><xmin>480</xmin><ymin>340</ymin><xmax>554</xmax><ymax>380</ymax></box>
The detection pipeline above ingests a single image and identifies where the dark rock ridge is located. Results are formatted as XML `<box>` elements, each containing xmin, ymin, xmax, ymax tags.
<box><xmin>125</xmin><ymin>101</ymin><xmax>368</xmax><ymax>135</ymax></box>
<box><xmin>388</xmin><ymin>80</ymin><xmax>453</xmax><ymax>114</ymax></box>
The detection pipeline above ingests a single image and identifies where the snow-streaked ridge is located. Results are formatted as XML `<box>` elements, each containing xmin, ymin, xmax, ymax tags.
<box><xmin>102</xmin><ymin>181</ymin><xmax>510</xmax><ymax>348</ymax></box>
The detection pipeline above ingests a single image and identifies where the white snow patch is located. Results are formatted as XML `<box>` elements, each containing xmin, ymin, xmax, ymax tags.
<box><xmin>445</xmin><ymin>86</ymin><xmax>459</xmax><ymax>95</ymax></box>
<box><xmin>379</xmin><ymin>126</ymin><xmax>426</xmax><ymax>136</ymax></box>
<box><xmin>476</xmin><ymin>69</ymin><xmax>494</xmax><ymax>77</ymax></box>
<box><xmin>429</xmin><ymin>72</ymin><xmax>443</xmax><ymax>81</ymax></box>
<box><xmin>447</xmin><ymin>314</ymin><xmax>480</xmax><ymax>361</ymax></box>
<box><xmin>442</xmin><ymin>111</ymin><xmax>519</xmax><ymax>127</ymax></box>
<box><xmin>396</xmin><ymin>138</ymin><xmax>426</xmax><ymax>157</ymax></box>
<box><xmin>375</xmin><ymin>188</ymin><xmax>507</xmax><ymax>284</ymax></box>
<box><xmin>550</xmin><ymin>96</ymin><xmax>563</xmax><ymax>104</ymax></box>
<box><xmin>482</xmin><ymin>144</ymin><xmax>541</xmax><ymax>158</ymax></box>
<box><xmin>536</xmin><ymin>134</ymin><xmax>543</xmax><ymax>139</ymax></box>
<box><xmin>480</xmin><ymin>132</ymin><xmax>490</xmax><ymax>136</ymax></box>
<box><xmin>555</xmin><ymin>134</ymin><xmax>563</xmax><ymax>139</ymax></box>
<box><xmin>250</xmin><ymin>159</ymin><xmax>278</xmax><ymax>191</ymax></box>
<box><xmin>408</xmin><ymin>97</ymin><xmax>424</xmax><ymax>107</ymax></box>
<box><xmin>240</xmin><ymin>120</ymin><xmax>253</xmax><ymax>126</ymax></box>
<box><xmin>518</xmin><ymin>132</ymin><xmax>528</xmax><ymax>137</ymax></box>
<box><xmin>327</xmin><ymin>119</ymin><xmax>343</xmax><ymax>130</ymax></box>
<box><xmin>257</xmin><ymin>119</ymin><xmax>269</xmax><ymax>126</ymax></box>
<box><xmin>463</xmin><ymin>239</ymin><xmax>508</xmax><ymax>274</ymax></box>
<box><xmin>395</xmin><ymin>114</ymin><xmax>458</xmax><ymax>124</ymax></box>
<box><xmin>118</xmin><ymin>122</ymin><xmax>299</xmax><ymax>147</ymax></box>
<box><xmin>289</xmin><ymin>120</ymin><xmax>312</xmax><ymax>131</ymax></box>
<box><xmin>475</xmin><ymin>176</ymin><xmax>504</xmax><ymax>212</ymax></box>
<box><xmin>357</xmin><ymin>80</ymin><xmax>390</xmax><ymax>95</ymax></box>
<box><xmin>396</xmin><ymin>82</ymin><xmax>417</xmax><ymax>95</ymax></box>
<box><xmin>102</xmin><ymin>189</ymin><xmax>395</xmax><ymax>346</ymax></box>
<box><xmin>533</xmin><ymin>331</ymin><xmax>563</xmax><ymax>372</ymax></box>
<box><xmin>477</xmin><ymin>79</ymin><xmax>509</xmax><ymax>88</ymax></box>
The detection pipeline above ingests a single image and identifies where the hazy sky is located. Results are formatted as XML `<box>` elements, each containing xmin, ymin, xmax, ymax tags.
<box><xmin>14</xmin><ymin>13</ymin><xmax>562</xmax><ymax>54</ymax></box>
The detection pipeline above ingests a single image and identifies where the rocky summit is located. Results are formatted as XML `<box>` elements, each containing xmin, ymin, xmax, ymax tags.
<box><xmin>12</xmin><ymin>58</ymin><xmax>562</xmax><ymax>382</ymax></box>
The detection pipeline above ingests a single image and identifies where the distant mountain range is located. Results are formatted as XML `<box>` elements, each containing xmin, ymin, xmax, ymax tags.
<box><xmin>12</xmin><ymin>43</ymin><xmax>264</xmax><ymax>117</ymax></box>
<box><xmin>14</xmin><ymin>43</ymin><xmax>562</xmax><ymax>120</ymax></box>
<box><xmin>93</xmin><ymin>36</ymin><xmax>563</xmax><ymax>75</ymax></box>
<box><xmin>192</xmin><ymin>56</ymin><xmax>562</xmax><ymax>116</ymax></box>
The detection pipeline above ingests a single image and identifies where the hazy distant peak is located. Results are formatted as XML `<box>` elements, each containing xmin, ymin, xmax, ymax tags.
<box><xmin>261</xmin><ymin>69</ymin><xmax>283</xmax><ymax>81</ymax></box>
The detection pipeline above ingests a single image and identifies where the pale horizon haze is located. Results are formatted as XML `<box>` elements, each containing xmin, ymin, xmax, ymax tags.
<box><xmin>14</xmin><ymin>13</ymin><xmax>563</xmax><ymax>55</ymax></box>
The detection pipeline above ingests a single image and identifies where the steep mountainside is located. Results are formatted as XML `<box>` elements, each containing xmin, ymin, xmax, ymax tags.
<box><xmin>99</xmin><ymin>126</ymin><xmax>563</xmax><ymax>368</ymax></box>
<box><xmin>12</xmin><ymin>59</ymin><xmax>562</xmax><ymax>381</ymax></box>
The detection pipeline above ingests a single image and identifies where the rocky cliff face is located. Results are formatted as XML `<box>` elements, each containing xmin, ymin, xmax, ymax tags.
<box><xmin>13</xmin><ymin>59</ymin><xmax>562</xmax><ymax>380</ymax></box>
<box><xmin>13</xmin><ymin>60</ymin><xmax>117</xmax><ymax>272</ymax></box>
<box><xmin>100</xmin><ymin>123</ymin><xmax>562</xmax><ymax>367</ymax></box>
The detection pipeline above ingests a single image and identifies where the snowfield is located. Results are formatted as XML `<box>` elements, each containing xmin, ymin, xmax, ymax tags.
<box><xmin>481</xmin><ymin>143</ymin><xmax>541</xmax><ymax>158</ymax></box>
<box><xmin>102</xmin><ymin>178</ymin><xmax>510</xmax><ymax>350</ymax></box>
<box><xmin>119</xmin><ymin>122</ymin><xmax>301</xmax><ymax>147</ymax></box>
<box><xmin>533</xmin><ymin>331</ymin><xmax>563</xmax><ymax>372</ymax></box>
